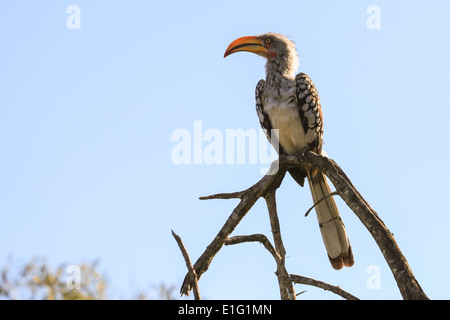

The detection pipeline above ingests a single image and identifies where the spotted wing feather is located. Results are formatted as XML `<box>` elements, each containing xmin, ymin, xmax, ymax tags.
<box><xmin>295</xmin><ymin>73</ymin><xmax>324</xmax><ymax>154</ymax></box>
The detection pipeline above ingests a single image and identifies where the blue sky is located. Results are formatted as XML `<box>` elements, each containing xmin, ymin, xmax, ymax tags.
<box><xmin>0</xmin><ymin>1</ymin><xmax>449</xmax><ymax>299</ymax></box>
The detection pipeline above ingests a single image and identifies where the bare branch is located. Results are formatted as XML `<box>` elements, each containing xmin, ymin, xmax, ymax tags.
<box><xmin>225</xmin><ymin>232</ymin><xmax>295</xmax><ymax>300</ymax></box>
<box><xmin>290</xmin><ymin>274</ymin><xmax>359</xmax><ymax>300</ymax></box>
<box><xmin>179</xmin><ymin>150</ymin><xmax>428</xmax><ymax>300</ymax></box>
<box><xmin>199</xmin><ymin>191</ymin><xmax>246</xmax><ymax>200</ymax></box>
<box><xmin>265</xmin><ymin>191</ymin><xmax>286</xmax><ymax>258</ymax></box>
<box><xmin>171</xmin><ymin>230</ymin><xmax>200</xmax><ymax>300</ymax></box>
<box><xmin>225</xmin><ymin>234</ymin><xmax>281</xmax><ymax>263</ymax></box>
<box><xmin>283</xmin><ymin>151</ymin><xmax>429</xmax><ymax>300</ymax></box>
<box><xmin>180</xmin><ymin>166</ymin><xmax>287</xmax><ymax>296</ymax></box>
<box><xmin>264</xmin><ymin>190</ymin><xmax>295</xmax><ymax>300</ymax></box>
<box><xmin>304</xmin><ymin>191</ymin><xmax>339</xmax><ymax>217</ymax></box>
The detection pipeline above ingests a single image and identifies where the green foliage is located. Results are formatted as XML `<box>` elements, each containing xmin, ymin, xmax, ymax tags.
<box><xmin>0</xmin><ymin>257</ymin><xmax>106</xmax><ymax>300</ymax></box>
<box><xmin>0</xmin><ymin>257</ymin><xmax>183</xmax><ymax>300</ymax></box>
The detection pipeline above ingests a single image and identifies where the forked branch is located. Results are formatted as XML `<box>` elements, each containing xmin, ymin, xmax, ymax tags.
<box><xmin>177</xmin><ymin>150</ymin><xmax>428</xmax><ymax>300</ymax></box>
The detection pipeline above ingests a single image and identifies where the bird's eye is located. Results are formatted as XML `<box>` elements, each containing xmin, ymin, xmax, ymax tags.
<box><xmin>265</xmin><ymin>38</ymin><xmax>271</xmax><ymax>44</ymax></box>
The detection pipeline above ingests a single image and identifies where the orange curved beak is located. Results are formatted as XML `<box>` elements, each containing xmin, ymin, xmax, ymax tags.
<box><xmin>224</xmin><ymin>36</ymin><xmax>268</xmax><ymax>58</ymax></box>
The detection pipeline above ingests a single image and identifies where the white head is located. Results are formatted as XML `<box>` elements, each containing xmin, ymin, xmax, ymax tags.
<box><xmin>224</xmin><ymin>32</ymin><xmax>299</xmax><ymax>78</ymax></box>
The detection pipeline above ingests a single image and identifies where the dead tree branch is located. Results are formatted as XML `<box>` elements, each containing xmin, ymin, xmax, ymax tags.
<box><xmin>179</xmin><ymin>150</ymin><xmax>428</xmax><ymax>300</ymax></box>
<box><xmin>225</xmin><ymin>234</ymin><xmax>280</xmax><ymax>261</ymax></box>
<box><xmin>283</xmin><ymin>151</ymin><xmax>428</xmax><ymax>300</ymax></box>
<box><xmin>171</xmin><ymin>230</ymin><xmax>200</xmax><ymax>300</ymax></box>
<box><xmin>304</xmin><ymin>191</ymin><xmax>339</xmax><ymax>217</ymax></box>
<box><xmin>180</xmin><ymin>161</ymin><xmax>287</xmax><ymax>297</ymax></box>
<box><xmin>264</xmin><ymin>190</ymin><xmax>295</xmax><ymax>299</ymax></box>
<box><xmin>290</xmin><ymin>274</ymin><xmax>359</xmax><ymax>300</ymax></box>
<box><xmin>224</xmin><ymin>233</ymin><xmax>294</xmax><ymax>300</ymax></box>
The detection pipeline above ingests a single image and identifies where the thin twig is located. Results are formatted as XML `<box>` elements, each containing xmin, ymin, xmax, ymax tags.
<box><xmin>290</xmin><ymin>274</ymin><xmax>359</xmax><ymax>300</ymax></box>
<box><xmin>199</xmin><ymin>191</ymin><xmax>246</xmax><ymax>200</ymax></box>
<box><xmin>225</xmin><ymin>234</ymin><xmax>281</xmax><ymax>263</ymax></box>
<box><xmin>304</xmin><ymin>191</ymin><xmax>339</xmax><ymax>217</ymax></box>
<box><xmin>225</xmin><ymin>233</ymin><xmax>295</xmax><ymax>300</ymax></box>
<box><xmin>296</xmin><ymin>290</ymin><xmax>307</xmax><ymax>296</ymax></box>
<box><xmin>171</xmin><ymin>230</ymin><xmax>201</xmax><ymax>300</ymax></box>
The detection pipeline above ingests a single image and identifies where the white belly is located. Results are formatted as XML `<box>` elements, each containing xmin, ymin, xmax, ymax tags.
<box><xmin>265</xmin><ymin>99</ymin><xmax>307</xmax><ymax>155</ymax></box>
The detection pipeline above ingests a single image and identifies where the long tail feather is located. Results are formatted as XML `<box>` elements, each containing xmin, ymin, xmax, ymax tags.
<box><xmin>307</xmin><ymin>171</ymin><xmax>354</xmax><ymax>270</ymax></box>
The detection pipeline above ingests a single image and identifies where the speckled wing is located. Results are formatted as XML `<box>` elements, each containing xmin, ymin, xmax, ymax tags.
<box><xmin>295</xmin><ymin>73</ymin><xmax>324</xmax><ymax>154</ymax></box>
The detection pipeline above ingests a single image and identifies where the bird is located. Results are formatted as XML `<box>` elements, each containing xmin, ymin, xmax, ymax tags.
<box><xmin>224</xmin><ymin>32</ymin><xmax>354</xmax><ymax>270</ymax></box>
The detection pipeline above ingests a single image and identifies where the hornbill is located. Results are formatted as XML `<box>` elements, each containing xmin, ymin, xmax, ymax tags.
<box><xmin>224</xmin><ymin>33</ymin><xmax>354</xmax><ymax>270</ymax></box>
